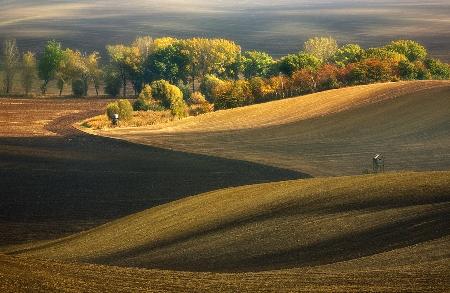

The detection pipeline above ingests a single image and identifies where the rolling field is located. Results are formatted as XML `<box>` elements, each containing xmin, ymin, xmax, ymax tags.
<box><xmin>1</xmin><ymin>81</ymin><xmax>450</xmax><ymax>291</ymax></box>
<box><xmin>0</xmin><ymin>98</ymin><xmax>302</xmax><ymax>245</ymax></box>
<box><xmin>97</xmin><ymin>80</ymin><xmax>450</xmax><ymax>176</ymax></box>
<box><xmin>3</xmin><ymin>172</ymin><xmax>450</xmax><ymax>292</ymax></box>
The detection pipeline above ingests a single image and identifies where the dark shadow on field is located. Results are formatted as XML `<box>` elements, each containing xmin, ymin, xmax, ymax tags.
<box><xmin>0</xmin><ymin>131</ymin><xmax>308</xmax><ymax>245</ymax></box>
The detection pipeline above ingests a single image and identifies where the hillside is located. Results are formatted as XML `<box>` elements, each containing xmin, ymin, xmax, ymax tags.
<box><xmin>12</xmin><ymin>172</ymin><xmax>450</xmax><ymax>274</ymax></box>
<box><xmin>95</xmin><ymin>81</ymin><xmax>450</xmax><ymax>176</ymax></box>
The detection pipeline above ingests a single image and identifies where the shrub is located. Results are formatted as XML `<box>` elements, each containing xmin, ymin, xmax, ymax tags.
<box><xmin>151</xmin><ymin>80</ymin><xmax>188</xmax><ymax>118</ymax></box>
<box><xmin>106</xmin><ymin>102</ymin><xmax>120</xmax><ymax>120</ymax></box>
<box><xmin>188</xmin><ymin>92</ymin><xmax>213</xmax><ymax>115</ymax></box>
<box><xmin>106</xmin><ymin>99</ymin><xmax>133</xmax><ymax>121</ymax></box>
<box><xmin>133</xmin><ymin>84</ymin><xmax>164</xmax><ymax>111</ymax></box>
<box><xmin>199</xmin><ymin>74</ymin><xmax>224</xmax><ymax>103</ymax></box>
<box><xmin>72</xmin><ymin>79</ymin><xmax>85</xmax><ymax>97</ymax></box>
<box><xmin>189</xmin><ymin>91</ymin><xmax>207</xmax><ymax>105</ymax></box>
<box><xmin>117</xmin><ymin>99</ymin><xmax>133</xmax><ymax>121</ymax></box>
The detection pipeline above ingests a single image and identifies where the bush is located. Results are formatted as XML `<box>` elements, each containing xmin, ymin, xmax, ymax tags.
<box><xmin>189</xmin><ymin>91</ymin><xmax>207</xmax><ymax>105</ymax></box>
<box><xmin>188</xmin><ymin>92</ymin><xmax>213</xmax><ymax>115</ymax></box>
<box><xmin>151</xmin><ymin>80</ymin><xmax>188</xmax><ymax>118</ymax></box>
<box><xmin>117</xmin><ymin>99</ymin><xmax>133</xmax><ymax>121</ymax></box>
<box><xmin>106</xmin><ymin>99</ymin><xmax>133</xmax><ymax>122</ymax></box>
<box><xmin>72</xmin><ymin>79</ymin><xmax>85</xmax><ymax>97</ymax></box>
<box><xmin>106</xmin><ymin>102</ymin><xmax>120</xmax><ymax>120</ymax></box>
<box><xmin>199</xmin><ymin>75</ymin><xmax>224</xmax><ymax>103</ymax></box>
<box><xmin>133</xmin><ymin>84</ymin><xmax>164</xmax><ymax>111</ymax></box>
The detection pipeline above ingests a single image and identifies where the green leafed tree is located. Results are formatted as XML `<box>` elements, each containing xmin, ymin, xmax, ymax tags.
<box><xmin>144</xmin><ymin>42</ymin><xmax>189</xmax><ymax>84</ymax></box>
<box><xmin>38</xmin><ymin>40</ymin><xmax>64</xmax><ymax>94</ymax></box>
<box><xmin>425</xmin><ymin>58</ymin><xmax>450</xmax><ymax>80</ymax></box>
<box><xmin>385</xmin><ymin>40</ymin><xmax>427</xmax><ymax>62</ymax></box>
<box><xmin>241</xmin><ymin>50</ymin><xmax>274</xmax><ymax>78</ymax></box>
<box><xmin>304</xmin><ymin>36</ymin><xmax>338</xmax><ymax>62</ymax></box>
<box><xmin>332</xmin><ymin>44</ymin><xmax>364</xmax><ymax>67</ymax></box>
<box><xmin>107</xmin><ymin>44</ymin><xmax>143</xmax><ymax>97</ymax></box>
<box><xmin>278</xmin><ymin>52</ymin><xmax>322</xmax><ymax>76</ymax></box>
<box><xmin>103</xmin><ymin>65</ymin><xmax>122</xmax><ymax>97</ymax></box>
<box><xmin>21</xmin><ymin>51</ymin><xmax>37</xmax><ymax>95</ymax></box>
<box><xmin>1</xmin><ymin>39</ymin><xmax>20</xmax><ymax>94</ymax></box>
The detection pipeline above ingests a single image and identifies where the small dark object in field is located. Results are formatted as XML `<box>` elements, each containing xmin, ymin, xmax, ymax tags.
<box><xmin>373</xmin><ymin>154</ymin><xmax>385</xmax><ymax>173</ymax></box>
<box><xmin>112</xmin><ymin>114</ymin><xmax>119</xmax><ymax>125</ymax></box>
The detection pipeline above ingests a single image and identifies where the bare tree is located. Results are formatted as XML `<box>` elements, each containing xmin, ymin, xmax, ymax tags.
<box><xmin>1</xmin><ymin>39</ymin><xmax>20</xmax><ymax>94</ymax></box>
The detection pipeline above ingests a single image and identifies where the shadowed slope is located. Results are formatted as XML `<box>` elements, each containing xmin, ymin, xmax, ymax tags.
<box><xmin>0</xmin><ymin>98</ymin><xmax>305</xmax><ymax>245</ymax></box>
<box><xmin>96</xmin><ymin>81</ymin><xmax>450</xmax><ymax>176</ymax></box>
<box><xmin>13</xmin><ymin>172</ymin><xmax>450</xmax><ymax>273</ymax></box>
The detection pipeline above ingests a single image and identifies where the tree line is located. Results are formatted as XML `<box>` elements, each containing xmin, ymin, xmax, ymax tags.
<box><xmin>1</xmin><ymin>36</ymin><xmax>449</xmax><ymax>111</ymax></box>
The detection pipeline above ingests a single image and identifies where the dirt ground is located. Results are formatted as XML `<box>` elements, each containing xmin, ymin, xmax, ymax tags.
<box><xmin>0</xmin><ymin>97</ymin><xmax>305</xmax><ymax>245</ymax></box>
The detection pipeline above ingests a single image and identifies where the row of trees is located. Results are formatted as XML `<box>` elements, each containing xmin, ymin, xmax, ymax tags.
<box><xmin>1</xmin><ymin>37</ymin><xmax>449</xmax><ymax>109</ymax></box>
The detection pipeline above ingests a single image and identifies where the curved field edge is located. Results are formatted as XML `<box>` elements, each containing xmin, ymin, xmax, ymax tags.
<box><xmin>85</xmin><ymin>80</ymin><xmax>450</xmax><ymax>176</ymax></box>
<box><xmin>12</xmin><ymin>172</ymin><xmax>450</xmax><ymax>273</ymax></box>
<box><xmin>94</xmin><ymin>80</ymin><xmax>450</xmax><ymax>134</ymax></box>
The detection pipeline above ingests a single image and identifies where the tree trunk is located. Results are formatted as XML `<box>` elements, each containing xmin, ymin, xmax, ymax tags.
<box><xmin>123</xmin><ymin>77</ymin><xmax>127</xmax><ymax>97</ymax></box>
<box><xmin>83</xmin><ymin>77</ymin><xmax>89</xmax><ymax>97</ymax></box>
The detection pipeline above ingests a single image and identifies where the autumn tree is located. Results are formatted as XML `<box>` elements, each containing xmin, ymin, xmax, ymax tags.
<box><xmin>347</xmin><ymin>59</ymin><xmax>394</xmax><ymax>85</ymax></box>
<box><xmin>1</xmin><ymin>39</ymin><xmax>20</xmax><ymax>94</ymax></box>
<box><xmin>315</xmin><ymin>64</ymin><xmax>341</xmax><ymax>90</ymax></box>
<box><xmin>241</xmin><ymin>50</ymin><xmax>274</xmax><ymax>78</ymax></box>
<box><xmin>84</xmin><ymin>52</ymin><xmax>102</xmax><ymax>96</ymax></box>
<box><xmin>55</xmin><ymin>49</ymin><xmax>85</xmax><ymax>96</ymax></box>
<box><xmin>21</xmin><ymin>52</ymin><xmax>37</xmax><ymax>95</ymax></box>
<box><xmin>132</xmin><ymin>36</ymin><xmax>154</xmax><ymax>59</ymax></box>
<box><xmin>292</xmin><ymin>69</ymin><xmax>316</xmax><ymax>94</ymax></box>
<box><xmin>183</xmin><ymin>38</ymin><xmax>241</xmax><ymax>91</ymax></box>
<box><xmin>304</xmin><ymin>36</ymin><xmax>338</xmax><ymax>61</ymax></box>
<box><xmin>213</xmin><ymin>79</ymin><xmax>253</xmax><ymax>110</ymax></box>
<box><xmin>38</xmin><ymin>40</ymin><xmax>64</xmax><ymax>94</ymax></box>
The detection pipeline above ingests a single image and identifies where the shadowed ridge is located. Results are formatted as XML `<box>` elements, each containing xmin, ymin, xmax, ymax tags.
<box><xmin>13</xmin><ymin>172</ymin><xmax>450</xmax><ymax>272</ymax></box>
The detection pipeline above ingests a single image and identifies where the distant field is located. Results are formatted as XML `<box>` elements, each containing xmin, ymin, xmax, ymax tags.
<box><xmin>97</xmin><ymin>80</ymin><xmax>450</xmax><ymax>176</ymax></box>
<box><xmin>4</xmin><ymin>172</ymin><xmax>449</xmax><ymax>291</ymax></box>
<box><xmin>1</xmin><ymin>0</ymin><xmax>449</xmax><ymax>61</ymax></box>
